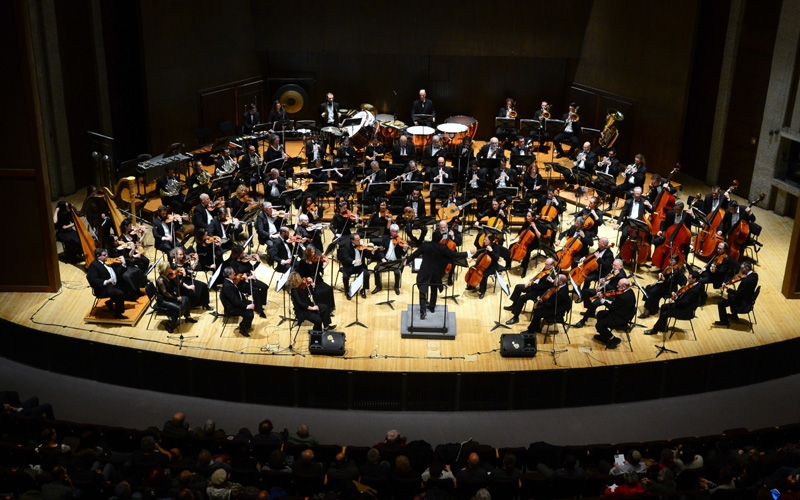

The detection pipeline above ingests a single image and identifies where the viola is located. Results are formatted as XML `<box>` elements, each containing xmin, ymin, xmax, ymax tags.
<box><xmin>721</xmin><ymin>273</ymin><xmax>747</xmax><ymax>290</ymax></box>
<box><xmin>299</xmin><ymin>276</ymin><xmax>314</xmax><ymax>289</ymax></box>
<box><xmin>392</xmin><ymin>236</ymin><xmax>409</xmax><ymax>249</ymax></box>
<box><xmin>597</xmin><ymin>289</ymin><xmax>625</xmax><ymax>299</ymax></box>
<box><xmin>647</xmin><ymin>163</ymin><xmax>680</xmax><ymax>233</ymax></box>
<box><xmin>673</xmin><ymin>281</ymin><xmax>698</xmax><ymax>299</ymax></box>
<box><xmin>166</xmin><ymin>267</ymin><xmax>185</xmax><ymax>279</ymax></box>
<box><xmin>310</xmin><ymin>253</ymin><xmax>328</xmax><ymax>264</ymax></box>
<box><xmin>204</xmin><ymin>235</ymin><xmax>222</xmax><ymax>245</ymax></box>
<box><xmin>465</xmin><ymin>247</ymin><xmax>492</xmax><ymax>288</ymax></box>
<box><xmin>695</xmin><ymin>181</ymin><xmax>738</xmax><ymax>260</ymax></box>
<box><xmin>532</xmin><ymin>286</ymin><xmax>558</xmax><ymax>309</ymax></box>
<box><xmin>355</xmin><ymin>242</ymin><xmax>380</xmax><ymax>252</ymax></box>
<box><xmin>341</xmin><ymin>209</ymin><xmax>360</xmax><ymax>222</ymax></box>
<box><xmin>165</xmin><ymin>214</ymin><xmax>186</xmax><ymax>224</ymax></box>
<box><xmin>104</xmin><ymin>257</ymin><xmax>122</xmax><ymax>266</ymax></box>
<box><xmin>727</xmin><ymin>192</ymin><xmax>765</xmax><ymax>261</ymax></box>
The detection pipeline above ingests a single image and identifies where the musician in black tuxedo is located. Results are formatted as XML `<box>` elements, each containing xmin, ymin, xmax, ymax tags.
<box><xmin>613</xmin><ymin>187</ymin><xmax>653</xmax><ymax>242</ymax></box>
<box><xmin>692</xmin><ymin>185</ymin><xmax>730</xmax><ymax>215</ymax></box>
<box><xmin>152</xmin><ymin>205</ymin><xmax>178</xmax><ymax>254</ymax></box>
<box><xmin>207</xmin><ymin>207</ymin><xmax>241</xmax><ymax>250</ymax></box>
<box><xmin>423</xmin><ymin>135</ymin><xmax>447</xmax><ymax>160</ymax></box>
<box><xmin>320</xmin><ymin>92</ymin><xmax>341</xmax><ymax>155</ymax></box>
<box><xmin>505</xmin><ymin>257</ymin><xmax>557</xmax><ymax>325</ymax></box>
<box><xmin>496</xmin><ymin>98</ymin><xmax>518</xmax><ymax>143</ymax></box>
<box><xmin>220</xmin><ymin>267</ymin><xmax>255</xmax><ymax>336</ymax></box>
<box><xmin>593</xmin><ymin>148</ymin><xmax>621</xmax><ymax>195</ymax></box>
<box><xmin>156</xmin><ymin>168</ymin><xmax>189</xmax><ymax>214</ymax></box>
<box><xmin>365</xmin><ymin>136</ymin><xmax>386</xmax><ymax>167</ymax></box>
<box><xmin>575</xmin><ymin>237</ymin><xmax>615</xmax><ymax>291</ymax></box>
<box><xmin>645</xmin><ymin>271</ymin><xmax>703</xmax><ymax>334</ymax></box>
<box><xmin>716</xmin><ymin>262</ymin><xmax>758</xmax><ymax>326</ymax></box>
<box><xmin>411</xmin><ymin>89</ymin><xmax>435</xmax><ymax>126</ymax></box>
<box><xmin>428</xmin><ymin>156</ymin><xmax>453</xmax><ymax>214</ymax></box>
<box><xmin>651</xmin><ymin>201</ymin><xmax>694</xmax><ymax>248</ymax></box>
<box><xmin>86</xmin><ymin>248</ymin><xmax>127</xmax><ymax>319</ymax></box>
<box><xmin>330</xmin><ymin>201</ymin><xmax>358</xmax><ymax>239</ymax></box>
<box><xmin>338</xmin><ymin>234</ymin><xmax>372</xmax><ymax>299</ymax></box>
<box><xmin>553</xmin><ymin>103</ymin><xmax>582</xmax><ymax>159</ymax></box>
<box><xmin>239</xmin><ymin>145</ymin><xmax>263</xmax><ymax>188</ymax></box>
<box><xmin>289</xmin><ymin>272</ymin><xmax>334</xmax><ymax>331</ymax></box>
<box><xmin>335</xmin><ymin>137</ymin><xmax>356</xmax><ymax>166</ymax></box>
<box><xmin>611</xmin><ymin>154</ymin><xmax>648</xmax><ymax>200</ymax></box>
<box><xmin>572</xmin><ymin>196</ymin><xmax>604</xmax><ymax>240</ymax></box>
<box><xmin>392</xmin><ymin>135</ymin><xmax>415</xmax><ymax>161</ymax></box>
<box><xmin>476</xmin><ymin>137</ymin><xmax>506</xmax><ymax>162</ymax></box>
<box><xmin>263</xmin><ymin>168</ymin><xmax>287</xmax><ymax>206</ymax></box>
<box><xmin>453</xmin><ymin>136</ymin><xmax>475</xmax><ymax>176</ymax></box>
<box><xmin>404</xmin><ymin>189</ymin><xmax>428</xmax><ymax>244</ymax></box>
<box><xmin>555</xmin><ymin>217</ymin><xmax>594</xmax><ymax>270</ymax></box>
<box><xmin>576</xmin><ymin>258</ymin><xmax>627</xmax><ymax>326</ymax></box>
<box><xmin>719</xmin><ymin>200</ymin><xmax>756</xmax><ymax>237</ymax></box>
<box><xmin>530</xmin><ymin>101</ymin><xmax>551</xmax><ymax>146</ymax></box>
<box><xmin>242</xmin><ymin>103</ymin><xmax>260</xmax><ymax>135</ymax></box>
<box><xmin>255</xmin><ymin>202</ymin><xmax>285</xmax><ymax>253</ymax></box>
<box><xmin>569</xmin><ymin>142</ymin><xmax>597</xmax><ymax>189</ymax></box>
<box><xmin>641</xmin><ymin>253</ymin><xmax>687</xmax><ymax>318</ymax></box>
<box><xmin>371</xmin><ymin>224</ymin><xmax>409</xmax><ymax>295</ymax></box>
<box><xmin>593</xmin><ymin>278</ymin><xmax>636</xmax><ymax>349</ymax></box>
<box><xmin>700</xmin><ymin>241</ymin><xmax>736</xmax><ymax>290</ymax></box>
<box><xmin>466</xmin><ymin>161</ymin><xmax>488</xmax><ymax>191</ymax></box>
<box><xmin>306</xmin><ymin>133</ymin><xmax>325</xmax><ymax>165</ymax></box>
<box><xmin>361</xmin><ymin>161</ymin><xmax>388</xmax><ymax>185</ymax></box>
<box><xmin>269</xmin><ymin>227</ymin><xmax>298</xmax><ymax>274</ymax></box>
<box><xmin>535</xmin><ymin>185</ymin><xmax>565</xmax><ymax>224</ymax></box>
<box><xmin>432</xmin><ymin>219</ymin><xmax>463</xmax><ymax>286</ymax></box>
<box><xmin>405</xmin><ymin>238</ymin><xmax>472</xmax><ymax>319</ymax></box>
<box><xmin>221</xmin><ymin>245</ymin><xmax>267</xmax><ymax>318</ymax></box>
<box><xmin>192</xmin><ymin>194</ymin><xmax>215</xmax><ymax>233</ymax></box>
<box><xmin>398</xmin><ymin>160</ymin><xmax>424</xmax><ymax>183</ymax></box>
<box><xmin>511</xmin><ymin>136</ymin><xmax>534</xmax><ymax>158</ymax></box>
<box><xmin>645</xmin><ymin>173</ymin><xmax>678</xmax><ymax>205</ymax></box>
<box><xmin>467</xmin><ymin>234</ymin><xmax>505</xmax><ymax>299</ymax></box>
<box><xmin>522</xmin><ymin>274</ymin><xmax>572</xmax><ymax>333</ymax></box>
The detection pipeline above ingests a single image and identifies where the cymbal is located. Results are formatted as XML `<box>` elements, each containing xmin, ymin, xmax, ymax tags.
<box><xmin>321</xmin><ymin>126</ymin><xmax>343</xmax><ymax>135</ymax></box>
<box><xmin>361</xmin><ymin>103</ymin><xmax>378</xmax><ymax>115</ymax></box>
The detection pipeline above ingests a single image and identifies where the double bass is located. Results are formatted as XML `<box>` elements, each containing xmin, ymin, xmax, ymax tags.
<box><xmin>619</xmin><ymin>217</ymin><xmax>653</xmax><ymax>265</ymax></box>
<box><xmin>651</xmin><ymin>214</ymin><xmax>692</xmax><ymax>268</ymax></box>
<box><xmin>727</xmin><ymin>193</ymin><xmax>765</xmax><ymax>261</ymax></box>
<box><xmin>694</xmin><ymin>181</ymin><xmax>738</xmax><ymax>260</ymax></box>
<box><xmin>647</xmin><ymin>163</ymin><xmax>680</xmax><ymax>233</ymax></box>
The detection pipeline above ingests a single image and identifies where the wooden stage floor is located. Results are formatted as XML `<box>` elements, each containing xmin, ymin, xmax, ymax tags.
<box><xmin>2</xmin><ymin>142</ymin><xmax>799</xmax><ymax>409</ymax></box>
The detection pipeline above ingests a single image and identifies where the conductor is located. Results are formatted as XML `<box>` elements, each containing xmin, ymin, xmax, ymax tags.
<box><xmin>405</xmin><ymin>235</ymin><xmax>472</xmax><ymax>320</ymax></box>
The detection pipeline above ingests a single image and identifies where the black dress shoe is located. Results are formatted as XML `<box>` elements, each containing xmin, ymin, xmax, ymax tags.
<box><xmin>506</xmin><ymin>317</ymin><xmax>519</xmax><ymax>325</ymax></box>
<box><xmin>114</xmin><ymin>313</ymin><xmax>127</xmax><ymax>320</ymax></box>
<box><xmin>360</xmin><ymin>290</ymin><xmax>367</xmax><ymax>299</ymax></box>
<box><xmin>420</xmin><ymin>312</ymin><xmax>427</xmax><ymax>320</ymax></box>
<box><xmin>638</xmin><ymin>313</ymin><xmax>650</xmax><ymax>319</ymax></box>
<box><xmin>184</xmin><ymin>317</ymin><xmax>198</xmax><ymax>323</ymax></box>
<box><xmin>466</xmin><ymin>285</ymin><xmax>476</xmax><ymax>291</ymax></box>
<box><xmin>644</xmin><ymin>329</ymin><xmax>658</xmax><ymax>335</ymax></box>
<box><xmin>447</xmin><ymin>277</ymin><xmax>454</xmax><ymax>286</ymax></box>
<box><xmin>395</xmin><ymin>287</ymin><xmax>400</xmax><ymax>295</ymax></box>
<box><xmin>479</xmin><ymin>292</ymin><xmax>485</xmax><ymax>299</ymax></box>
<box><xmin>258</xmin><ymin>311</ymin><xmax>266</xmax><ymax>318</ymax></box>
<box><xmin>165</xmin><ymin>322</ymin><xmax>174</xmax><ymax>333</ymax></box>
<box><xmin>592</xmin><ymin>334</ymin><xmax>606</xmax><ymax>342</ymax></box>
<box><xmin>520</xmin><ymin>271</ymin><xmax>527</xmax><ymax>279</ymax></box>
<box><xmin>607</xmin><ymin>337</ymin><xmax>622</xmax><ymax>349</ymax></box>
<box><xmin>105</xmin><ymin>300</ymin><xmax>115</xmax><ymax>312</ymax></box>
<box><xmin>239</xmin><ymin>329</ymin><xmax>250</xmax><ymax>337</ymax></box>
<box><xmin>371</xmin><ymin>287</ymin><xmax>382</xmax><ymax>295</ymax></box>
<box><xmin>324</xmin><ymin>324</ymin><xmax>337</xmax><ymax>331</ymax></box>
<box><xmin>714</xmin><ymin>320</ymin><xmax>730</xmax><ymax>326</ymax></box>
<box><xmin>203</xmin><ymin>305</ymin><xmax>213</xmax><ymax>311</ymax></box>
<box><xmin>346</xmin><ymin>293</ymin><xmax>352</xmax><ymax>300</ymax></box>
<box><xmin>574</xmin><ymin>319</ymin><xmax>586</xmax><ymax>328</ymax></box>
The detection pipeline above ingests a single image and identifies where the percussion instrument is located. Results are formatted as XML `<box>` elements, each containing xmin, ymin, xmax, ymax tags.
<box><xmin>406</xmin><ymin>125</ymin><xmax>435</xmax><ymax>152</ymax></box>
<box><xmin>377</xmin><ymin>114</ymin><xmax>406</xmax><ymax>148</ymax></box>
<box><xmin>444</xmin><ymin>115</ymin><xmax>478</xmax><ymax>139</ymax></box>
<box><xmin>343</xmin><ymin>110</ymin><xmax>376</xmax><ymax>149</ymax></box>
<box><xmin>436</xmin><ymin>123</ymin><xmax>469</xmax><ymax>151</ymax></box>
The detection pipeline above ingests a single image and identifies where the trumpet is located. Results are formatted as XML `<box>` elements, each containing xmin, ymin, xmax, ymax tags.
<box><xmin>540</xmin><ymin>105</ymin><xmax>551</xmax><ymax>120</ymax></box>
<box><xmin>508</xmin><ymin>109</ymin><xmax>517</xmax><ymax>118</ymax></box>
<box><xmin>568</xmin><ymin>106</ymin><xmax>580</xmax><ymax>122</ymax></box>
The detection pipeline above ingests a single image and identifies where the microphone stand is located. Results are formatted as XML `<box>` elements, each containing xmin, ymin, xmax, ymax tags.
<box><xmin>545</xmin><ymin>284</ymin><xmax>568</xmax><ymax>365</ymax></box>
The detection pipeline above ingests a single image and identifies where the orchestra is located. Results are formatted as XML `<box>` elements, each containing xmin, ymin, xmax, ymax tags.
<box><xmin>60</xmin><ymin>93</ymin><xmax>766</xmax><ymax>349</ymax></box>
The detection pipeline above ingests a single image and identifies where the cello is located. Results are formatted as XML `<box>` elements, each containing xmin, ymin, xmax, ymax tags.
<box><xmin>727</xmin><ymin>193</ymin><xmax>765</xmax><ymax>261</ymax></box>
<box><xmin>476</xmin><ymin>202</ymin><xmax>506</xmax><ymax>247</ymax></box>
<box><xmin>556</xmin><ymin>231</ymin><xmax>584</xmax><ymax>271</ymax></box>
<box><xmin>695</xmin><ymin>181</ymin><xmax>738</xmax><ymax>260</ymax></box>
<box><xmin>465</xmin><ymin>244</ymin><xmax>493</xmax><ymax>289</ymax></box>
<box><xmin>568</xmin><ymin>243</ymin><xmax>615</xmax><ymax>289</ymax></box>
<box><xmin>619</xmin><ymin>217</ymin><xmax>653</xmax><ymax>266</ymax></box>
<box><xmin>647</xmin><ymin>163</ymin><xmax>680</xmax><ymax>234</ymax></box>
<box><xmin>651</xmin><ymin>213</ymin><xmax>692</xmax><ymax>268</ymax></box>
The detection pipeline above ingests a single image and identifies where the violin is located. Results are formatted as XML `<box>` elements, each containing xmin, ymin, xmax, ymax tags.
<box><xmin>104</xmin><ymin>257</ymin><xmax>122</xmax><ymax>266</ymax></box>
<box><xmin>673</xmin><ymin>281</ymin><xmax>697</xmax><ymax>299</ymax></box>
<box><xmin>231</xmin><ymin>272</ymin><xmax>247</xmax><ymax>284</ymax></box>
<box><xmin>341</xmin><ymin>209</ymin><xmax>360</xmax><ymax>222</ymax></box>
<box><xmin>310</xmin><ymin>253</ymin><xmax>328</xmax><ymax>264</ymax></box>
<box><xmin>721</xmin><ymin>273</ymin><xmax>747</xmax><ymax>290</ymax></box>
<box><xmin>166</xmin><ymin>267</ymin><xmax>186</xmax><ymax>279</ymax></box>
<box><xmin>204</xmin><ymin>235</ymin><xmax>222</xmax><ymax>245</ymax></box>
<box><xmin>392</xmin><ymin>236</ymin><xmax>409</xmax><ymax>249</ymax></box>
<box><xmin>299</xmin><ymin>276</ymin><xmax>315</xmax><ymax>289</ymax></box>
<box><xmin>287</xmin><ymin>235</ymin><xmax>305</xmax><ymax>243</ymax></box>
<box><xmin>355</xmin><ymin>242</ymin><xmax>380</xmax><ymax>252</ymax></box>
<box><xmin>239</xmin><ymin>253</ymin><xmax>260</xmax><ymax>262</ymax></box>
<box><xmin>165</xmin><ymin>214</ymin><xmax>186</xmax><ymax>224</ymax></box>
<box><xmin>238</xmin><ymin>194</ymin><xmax>259</xmax><ymax>212</ymax></box>
<box><xmin>307</xmin><ymin>203</ymin><xmax>318</xmax><ymax>218</ymax></box>
<box><xmin>597</xmin><ymin>289</ymin><xmax>625</xmax><ymax>299</ymax></box>
<box><xmin>130</xmin><ymin>225</ymin><xmax>148</xmax><ymax>234</ymax></box>
<box><xmin>532</xmin><ymin>286</ymin><xmax>559</xmax><ymax>309</ymax></box>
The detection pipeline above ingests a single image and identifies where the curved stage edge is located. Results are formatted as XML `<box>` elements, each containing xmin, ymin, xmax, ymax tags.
<box><xmin>6</xmin><ymin>318</ymin><xmax>800</xmax><ymax>411</ymax></box>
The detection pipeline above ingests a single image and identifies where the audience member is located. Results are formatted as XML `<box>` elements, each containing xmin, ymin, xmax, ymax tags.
<box><xmin>361</xmin><ymin>448</ymin><xmax>391</xmax><ymax>479</ymax></box>
<box><xmin>489</xmin><ymin>452</ymin><xmax>521</xmax><ymax>479</ymax></box>
<box><xmin>457</xmin><ymin>452</ymin><xmax>490</xmax><ymax>481</ymax></box>
<box><xmin>194</xmin><ymin>419</ymin><xmax>226</xmax><ymax>440</ymax></box>
<box><xmin>163</xmin><ymin>412</ymin><xmax>191</xmax><ymax>439</ymax></box>
<box><xmin>206</xmin><ymin>468</ymin><xmax>243</xmax><ymax>500</ymax></box>
<box><xmin>327</xmin><ymin>452</ymin><xmax>360</xmax><ymax>482</ymax></box>
<box><xmin>375</xmin><ymin>429</ymin><xmax>407</xmax><ymax>450</ymax></box>
<box><xmin>422</xmin><ymin>461</ymin><xmax>455</xmax><ymax>483</ymax></box>
<box><xmin>286</xmin><ymin>424</ymin><xmax>319</xmax><ymax>447</ymax></box>
<box><xmin>538</xmin><ymin>454</ymin><xmax>586</xmax><ymax>478</ymax></box>
<box><xmin>602</xmin><ymin>471</ymin><xmax>645</xmax><ymax>498</ymax></box>
<box><xmin>641</xmin><ymin>468</ymin><xmax>676</xmax><ymax>496</ymax></box>
<box><xmin>196</xmin><ymin>449</ymin><xmax>232</xmax><ymax>477</ymax></box>
<box><xmin>607</xmin><ymin>450</ymin><xmax>647</xmax><ymax>475</ymax></box>
<box><xmin>292</xmin><ymin>449</ymin><xmax>323</xmax><ymax>476</ymax></box>
<box><xmin>2</xmin><ymin>395</ymin><xmax>55</xmax><ymax>420</ymax></box>
<box><xmin>252</xmin><ymin>419</ymin><xmax>283</xmax><ymax>445</ymax></box>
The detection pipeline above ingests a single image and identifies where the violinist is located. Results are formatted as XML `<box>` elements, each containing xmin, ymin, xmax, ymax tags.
<box><xmin>555</xmin><ymin>217</ymin><xmax>593</xmax><ymax>270</ymax></box>
<box><xmin>522</xmin><ymin>163</ymin><xmax>545</xmax><ymax>200</ymax></box>
<box><xmin>405</xmin><ymin>238</ymin><xmax>474</xmax><ymax>320</ymax></box>
<box><xmin>255</xmin><ymin>202</ymin><xmax>286</xmax><ymax>256</ymax></box>
<box><xmin>296</xmin><ymin>214</ymin><xmax>324</xmax><ymax>252</ymax></box>
<box><xmin>208</xmin><ymin>206</ymin><xmax>241</xmax><ymax>250</ymax></box>
<box><xmin>230</xmin><ymin>184</ymin><xmax>256</xmax><ymax>220</ymax></box>
<box><xmin>192</xmin><ymin>194</ymin><xmax>215</xmax><ymax>233</ymax></box>
<box><xmin>404</xmin><ymin>189</ymin><xmax>428</xmax><ymax>245</ymax></box>
<box><xmin>152</xmin><ymin>205</ymin><xmax>179</xmax><ymax>254</ymax></box>
<box><xmin>508</xmin><ymin>211</ymin><xmax>542</xmax><ymax>278</ymax></box>
<box><xmin>651</xmin><ymin>201</ymin><xmax>694</xmax><ymax>251</ymax></box>
<box><xmin>432</xmin><ymin>219</ymin><xmax>463</xmax><ymax>286</ymax></box>
<box><xmin>169</xmin><ymin>246</ymin><xmax>211</xmax><ymax>311</ymax></box>
<box><xmin>53</xmin><ymin>201</ymin><xmax>83</xmax><ymax>262</ymax></box>
<box><xmin>264</xmin><ymin>168</ymin><xmax>286</xmax><ymax>205</ymax></box>
<box><xmin>593</xmin><ymin>278</ymin><xmax>636</xmax><ymax>350</ymax></box>
<box><xmin>504</xmin><ymin>258</ymin><xmax>557</xmax><ymax>325</ymax></box>
<box><xmin>521</xmin><ymin>274</ymin><xmax>572</xmax><ymax>334</ymax></box>
<box><xmin>473</xmin><ymin>198</ymin><xmax>507</xmax><ymax>248</ymax></box>
<box><xmin>428</xmin><ymin>156</ymin><xmax>453</xmax><ymax>214</ymax></box>
<box><xmin>645</xmin><ymin>173</ymin><xmax>677</xmax><ymax>205</ymax></box>
<box><xmin>297</xmin><ymin>246</ymin><xmax>335</xmax><ymax>313</ymax></box>
<box><xmin>592</xmin><ymin>148</ymin><xmax>621</xmax><ymax>196</ymax></box>
<box><xmin>466</xmin><ymin>233</ymin><xmax>504</xmax><ymax>300</ymax></box>
<box><xmin>577</xmin><ymin>237</ymin><xmax>614</xmax><ymax>292</ymax></box>
<box><xmin>716</xmin><ymin>261</ymin><xmax>758</xmax><ymax>327</ymax></box>
<box><xmin>155</xmin><ymin>260</ymin><xmax>195</xmax><ymax>334</ymax></box>
<box><xmin>371</xmin><ymin>224</ymin><xmax>408</xmax><ymax>295</ymax></box>
<box><xmin>613</xmin><ymin>186</ymin><xmax>653</xmax><ymax>242</ymax></box>
<box><xmin>300</xmin><ymin>195</ymin><xmax>323</xmax><ymax>225</ymax></box>
<box><xmin>117</xmin><ymin>218</ymin><xmax>149</xmax><ymax>274</ymax></box>
<box><xmin>221</xmin><ymin>245</ymin><xmax>267</xmax><ymax>318</ymax></box>
<box><xmin>553</xmin><ymin>103</ymin><xmax>582</xmax><ymax>160</ymax></box>
<box><xmin>289</xmin><ymin>271</ymin><xmax>335</xmax><ymax>331</ymax></box>
<box><xmin>338</xmin><ymin>234</ymin><xmax>372</xmax><ymax>300</ymax></box>
<box><xmin>573</xmin><ymin>196</ymin><xmax>604</xmax><ymax>240</ymax></box>
<box><xmin>269</xmin><ymin>227</ymin><xmax>297</xmax><ymax>274</ymax></box>
<box><xmin>610</xmin><ymin>154</ymin><xmax>648</xmax><ymax>201</ymax></box>
<box><xmin>644</xmin><ymin>271</ymin><xmax>703</xmax><ymax>335</ymax></box>
<box><xmin>575</xmin><ymin>258</ymin><xmax>627</xmax><ymax>328</ymax></box>
<box><xmin>640</xmin><ymin>253</ymin><xmax>686</xmax><ymax>319</ymax></box>
<box><xmin>330</xmin><ymin>201</ymin><xmax>359</xmax><ymax>239</ymax></box>
<box><xmin>187</xmin><ymin>160</ymin><xmax>213</xmax><ymax>199</ymax></box>
<box><xmin>219</xmin><ymin>267</ymin><xmax>255</xmax><ymax>337</ymax></box>
<box><xmin>86</xmin><ymin>248</ymin><xmax>127</xmax><ymax>319</ymax></box>
<box><xmin>367</xmin><ymin>200</ymin><xmax>394</xmax><ymax>236</ymax></box>
<box><xmin>700</xmin><ymin>242</ymin><xmax>735</xmax><ymax>289</ymax></box>
<box><xmin>103</xmin><ymin>239</ymin><xmax>147</xmax><ymax>300</ymax></box>
<box><xmin>194</xmin><ymin>227</ymin><xmax>223</xmax><ymax>271</ymax></box>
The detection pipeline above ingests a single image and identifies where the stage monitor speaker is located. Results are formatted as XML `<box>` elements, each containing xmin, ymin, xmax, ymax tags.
<box><xmin>309</xmin><ymin>331</ymin><xmax>346</xmax><ymax>356</ymax></box>
<box><xmin>499</xmin><ymin>333</ymin><xmax>537</xmax><ymax>357</ymax></box>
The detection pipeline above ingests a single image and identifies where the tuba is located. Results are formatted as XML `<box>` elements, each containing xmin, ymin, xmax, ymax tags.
<box><xmin>160</xmin><ymin>177</ymin><xmax>181</xmax><ymax>198</ymax></box>
<box><xmin>599</xmin><ymin>108</ymin><xmax>624</xmax><ymax>148</ymax></box>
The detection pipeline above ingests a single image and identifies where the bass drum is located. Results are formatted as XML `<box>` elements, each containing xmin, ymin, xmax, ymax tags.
<box><xmin>445</xmin><ymin>115</ymin><xmax>478</xmax><ymax>139</ymax></box>
<box><xmin>406</xmin><ymin>125</ymin><xmax>435</xmax><ymax>153</ymax></box>
<box><xmin>343</xmin><ymin>110</ymin><xmax>376</xmax><ymax>149</ymax></box>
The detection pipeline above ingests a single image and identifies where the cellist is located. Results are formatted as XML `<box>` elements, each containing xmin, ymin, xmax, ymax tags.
<box><xmin>472</xmin><ymin>198</ymin><xmax>508</xmax><ymax>247</ymax></box>
<box><xmin>645</xmin><ymin>173</ymin><xmax>677</xmax><ymax>205</ymax></box>
<box><xmin>508</xmin><ymin>210</ymin><xmax>542</xmax><ymax>278</ymax></box>
<box><xmin>572</xmin><ymin>196</ymin><xmax>604</xmax><ymax>240</ymax></box>
<box><xmin>534</xmin><ymin>185</ymin><xmax>564</xmax><ymax>225</ymax></box>
<box><xmin>504</xmin><ymin>257</ymin><xmax>557</xmax><ymax>325</ymax></box>
<box><xmin>577</xmin><ymin>237</ymin><xmax>614</xmax><ymax>292</ymax></box>
<box><xmin>466</xmin><ymin>233</ymin><xmax>505</xmax><ymax>299</ymax></box>
<box><xmin>575</xmin><ymin>258</ymin><xmax>627</xmax><ymax>328</ymax></box>
<box><xmin>555</xmin><ymin>217</ymin><xmax>593</xmax><ymax>270</ymax></box>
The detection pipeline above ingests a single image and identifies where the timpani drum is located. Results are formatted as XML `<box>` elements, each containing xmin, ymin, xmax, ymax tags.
<box><xmin>406</xmin><ymin>125</ymin><xmax>435</xmax><ymax>152</ymax></box>
<box><xmin>377</xmin><ymin>115</ymin><xmax>406</xmax><ymax>148</ymax></box>
<box><xmin>343</xmin><ymin>110</ymin><xmax>376</xmax><ymax>149</ymax></box>
<box><xmin>444</xmin><ymin>115</ymin><xmax>479</xmax><ymax>139</ymax></box>
<box><xmin>436</xmin><ymin>123</ymin><xmax>469</xmax><ymax>151</ymax></box>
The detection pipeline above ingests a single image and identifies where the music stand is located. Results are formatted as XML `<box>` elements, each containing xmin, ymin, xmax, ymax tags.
<box><xmin>550</xmin><ymin>163</ymin><xmax>574</xmax><ymax>183</ymax></box>
<box><xmin>510</xmin><ymin>155</ymin><xmax>534</xmax><ymax>168</ymax></box>
<box><xmin>375</xmin><ymin>259</ymin><xmax>405</xmax><ymax>309</ymax></box>
<box><xmin>253</xmin><ymin>123</ymin><xmax>271</xmax><ymax>134</ymax></box>
<box><xmin>207</xmin><ymin>262</ymin><xmax>226</xmax><ymax>323</ymax></box>
<box><xmin>478</xmin><ymin>158</ymin><xmax>500</xmax><ymax>171</ymax></box>
<box><xmin>494</xmin><ymin>187</ymin><xmax>518</xmax><ymax>200</ymax></box>
<box><xmin>366</xmin><ymin>182</ymin><xmax>390</xmax><ymax>197</ymax></box>
<box><xmin>654</xmin><ymin>308</ymin><xmax>679</xmax><ymax>357</ymax></box>
<box><xmin>490</xmin><ymin>271</ymin><xmax>512</xmax><ymax>331</ymax></box>
<box><xmin>401</xmin><ymin>181</ymin><xmax>423</xmax><ymax>194</ymax></box>
<box><xmin>430</xmin><ymin>183</ymin><xmax>453</xmax><ymax>203</ymax></box>
<box><xmin>421</xmin><ymin>157</ymin><xmax>438</xmax><ymax>168</ymax></box>
<box><xmin>414</xmin><ymin>114</ymin><xmax>433</xmax><ymax>126</ymax></box>
<box><xmin>341</xmin><ymin>116</ymin><xmax>362</xmax><ymax>128</ymax></box>
<box><xmin>442</xmin><ymin>254</ymin><xmax>469</xmax><ymax>304</ymax></box>
<box><xmin>283</xmin><ymin>156</ymin><xmax>303</xmax><ymax>177</ymax></box>
<box><xmin>306</xmin><ymin>182</ymin><xmax>330</xmax><ymax>197</ymax></box>
<box><xmin>274</xmin><ymin>270</ymin><xmax>294</xmax><ymax>326</ymax></box>
<box><xmin>387</xmin><ymin>164</ymin><xmax>405</xmax><ymax>180</ymax></box>
<box><xmin>495</xmin><ymin>117</ymin><xmax>516</xmax><ymax>129</ymax></box>
<box><xmin>574</xmin><ymin>169</ymin><xmax>594</xmax><ymax>198</ymax></box>
<box><xmin>519</xmin><ymin>119</ymin><xmax>538</xmax><ymax>136</ymax></box>
<box><xmin>280</xmin><ymin>188</ymin><xmax>302</xmax><ymax>207</ymax></box>
<box><xmin>207</xmin><ymin>137</ymin><xmax>229</xmax><ymax>153</ymax></box>
<box><xmin>295</xmin><ymin>120</ymin><xmax>315</xmax><ymax>130</ymax></box>
<box><xmin>271</xmin><ymin>120</ymin><xmax>294</xmax><ymax>132</ymax></box>
<box><xmin>346</xmin><ymin>271</ymin><xmax>367</xmax><ymax>328</ymax></box>
<box><xmin>359</xmin><ymin>226</ymin><xmax>384</xmax><ymax>240</ymax></box>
